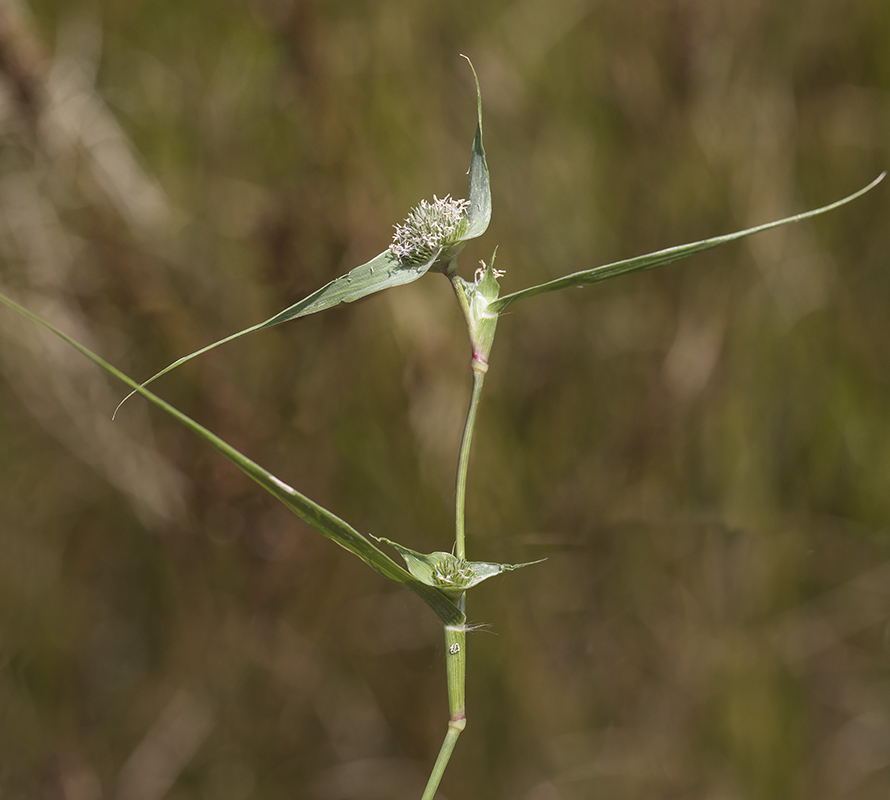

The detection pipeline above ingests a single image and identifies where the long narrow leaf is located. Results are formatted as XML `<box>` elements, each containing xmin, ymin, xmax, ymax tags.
<box><xmin>0</xmin><ymin>290</ymin><xmax>465</xmax><ymax>627</ymax></box>
<box><xmin>491</xmin><ymin>173</ymin><xmax>885</xmax><ymax>314</ymax></box>
<box><xmin>113</xmin><ymin>247</ymin><xmax>440</xmax><ymax>417</ymax></box>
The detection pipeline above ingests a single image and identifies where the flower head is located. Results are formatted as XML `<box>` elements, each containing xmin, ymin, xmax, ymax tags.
<box><xmin>390</xmin><ymin>194</ymin><xmax>471</xmax><ymax>265</ymax></box>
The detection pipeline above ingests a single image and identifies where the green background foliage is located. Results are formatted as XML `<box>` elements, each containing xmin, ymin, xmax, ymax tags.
<box><xmin>1</xmin><ymin>1</ymin><xmax>889</xmax><ymax>798</ymax></box>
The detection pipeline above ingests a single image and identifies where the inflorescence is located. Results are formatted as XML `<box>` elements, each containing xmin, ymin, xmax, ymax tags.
<box><xmin>390</xmin><ymin>194</ymin><xmax>470</xmax><ymax>265</ymax></box>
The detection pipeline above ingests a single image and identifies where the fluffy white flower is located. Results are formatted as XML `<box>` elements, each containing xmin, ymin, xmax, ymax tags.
<box><xmin>390</xmin><ymin>194</ymin><xmax>471</xmax><ymax>264</ymax></box>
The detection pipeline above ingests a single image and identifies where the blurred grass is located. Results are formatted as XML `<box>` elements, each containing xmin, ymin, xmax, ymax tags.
<box><xmin>1</xmin><ymin>0</ymin><xmax>889</xmax><ymax>798</ymax></box>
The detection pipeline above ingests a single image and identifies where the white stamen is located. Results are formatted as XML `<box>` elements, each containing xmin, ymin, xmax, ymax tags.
<box><xmin>390</xmin><ymin>194</ymin><xmax>471</xmax><ymax>265</ymax></box>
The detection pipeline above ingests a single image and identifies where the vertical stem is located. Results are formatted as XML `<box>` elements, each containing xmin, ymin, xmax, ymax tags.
<box><xmin>419</xmin><ymin>716</ymin><xmax>465</xmax><ymax>800</ymax></box>
<box><xmin>419</xmin><ymin>624</ymin><xmax>467</xmax><ymax>800</ymax></box>
<box><xmin>454</xmin><ymin>367</ymin><xmax>486</xmax><ymax>560</ymax></box>
<box><xmin>444</xmin><ymin>624</ymin><xmax>467</xmax><ymax>719</ymax></box>
<box><xmin>419</xmin><ymin>359</ymin><xmax>486</xmax><ymax>799</ymax></box>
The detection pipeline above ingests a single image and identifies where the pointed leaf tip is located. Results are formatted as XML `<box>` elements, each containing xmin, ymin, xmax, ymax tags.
<box><xmin>460</xmin><ymin>54</ymin><xmax>483</xmax><ymax>125</ymax></box>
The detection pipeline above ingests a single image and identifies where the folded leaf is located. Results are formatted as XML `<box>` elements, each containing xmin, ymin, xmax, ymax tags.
<box><xmin>491</xmin><ymin>173</ymin><xmax>885</xmax><ymax>314</ymax></box>
<box><xmin>462</xmin><ymin>54</ymin><xmax>491</xmax><ymax>241</ymax></box>
<box><xmin>0</xmin><ymin>290</ymin><xmax>466</xmax><ymax>627</ymax></box>
<box><xmin>376</xmin><ymin>537</ymin><xmax>544</xmax><ymax>593</ymax></box>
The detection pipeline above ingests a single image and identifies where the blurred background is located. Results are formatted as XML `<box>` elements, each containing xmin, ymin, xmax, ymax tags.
<box><xmin>1</xmin><ymin>0</ymin><xmax>889</xmax><ymax>798</ymax></box>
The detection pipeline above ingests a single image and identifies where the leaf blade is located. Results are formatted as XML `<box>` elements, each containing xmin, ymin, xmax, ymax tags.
<box><xmin>491</xmin><ymin>173</ymin><xmax>885</xmax><ymax>314</ymax></box>
<box><xmin>114</xmin><ymin>247</ymin><xmax>439</xmax><ymax>417</ymax></box>
<box><xmin>0</xmin><ymin>290</ymin><xmax>465</xmax><ymax>627</ymax></box>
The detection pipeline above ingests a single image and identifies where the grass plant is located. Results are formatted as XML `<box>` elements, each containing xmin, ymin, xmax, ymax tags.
<box><xmin>0</xmin><ymin>58</ymin><xmax>883</xmax><ymax>798</ymax></box>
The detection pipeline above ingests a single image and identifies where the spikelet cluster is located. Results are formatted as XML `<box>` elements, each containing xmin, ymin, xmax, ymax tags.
<box><xmin>390</xmin><ymin>194</ymin><xmax>470</xmax><ymax>264</ymax></box>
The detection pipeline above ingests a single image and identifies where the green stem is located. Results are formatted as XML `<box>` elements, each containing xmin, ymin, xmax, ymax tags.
<box><xmin>420</xmin><ymin>271</ymin><xmax>493</xmax><ymax>798</ymax></box>
<box><xmin>455</xmin><ymin>367</ymin><xmax>486</xmax><ymax>560</ymax></box>
<box><xmin>420</xmin><ymin>624</ymin><xmax>467</xmax><ymax>800</ymax></box>
<box><xmin>419</xmin><ymin>340</ymin><xmax>487</xmax><ymax>798</ymax></box>
<box><xmin>420</xmin><ymin>714</ymin><xmax>466</xmax><ymax>800</ymax></box>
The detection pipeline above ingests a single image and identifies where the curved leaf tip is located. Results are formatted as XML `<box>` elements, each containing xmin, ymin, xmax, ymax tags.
<box><xmin>460</xmin><ymin>54</ymin><xmax>491</xmax><ymax>242</ymax></box>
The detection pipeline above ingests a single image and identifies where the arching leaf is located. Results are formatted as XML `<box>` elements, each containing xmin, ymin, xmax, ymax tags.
<box><xmin>0</xmin><ymin>290</ymin><xmax>465</xmax><ymax>627</ymax></box>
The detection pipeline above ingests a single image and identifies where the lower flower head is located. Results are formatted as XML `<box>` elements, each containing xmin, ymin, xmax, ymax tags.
<box><xmin>390</xmin><ymin>194</ymin><xmax>470</xmax><ymax>265</ymax></box>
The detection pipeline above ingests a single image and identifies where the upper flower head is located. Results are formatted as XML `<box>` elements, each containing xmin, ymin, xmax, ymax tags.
<box><xmin>390</xmin><ymin>194</ymin><xmax>471</xmax><ymax>265</ymax></box>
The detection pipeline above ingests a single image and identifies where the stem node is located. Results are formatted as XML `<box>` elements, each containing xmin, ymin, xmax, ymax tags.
<box><xmin>449</xmin><ymin>716</ymin><xmax>467</xmax><ymax>731</ymax></box>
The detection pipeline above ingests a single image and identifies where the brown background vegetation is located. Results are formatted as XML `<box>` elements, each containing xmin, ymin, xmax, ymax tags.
<box><xmin>1</xmin><ymin>0</ymin><xmax>889</xmax><ymax>798</ymax></box>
